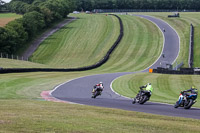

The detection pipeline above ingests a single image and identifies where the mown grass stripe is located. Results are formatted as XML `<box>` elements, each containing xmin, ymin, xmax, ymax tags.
<box><xmin>94</xmin><ymin>15</ymin><xmax>162</xmax><ymax>72</ymax></box>
<box><xmin>113</xmin><ymin>73</ymin><xmax>200</xmax><ymax>106</ymax></box>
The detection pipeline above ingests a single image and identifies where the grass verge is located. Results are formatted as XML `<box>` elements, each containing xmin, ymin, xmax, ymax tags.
<box><xmin>113</xmin><ymin>73</ymin><xmax>200</xmax><ymax>107</ymax></box>
<box><xmin>0</xmin><ymin>99</ymin><xmax>200</xmax><ymax>132</ymax></box>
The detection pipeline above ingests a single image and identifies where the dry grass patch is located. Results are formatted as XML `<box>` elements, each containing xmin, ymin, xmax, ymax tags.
<box><xmin>0</xmin><ymin>13</ymin><xmax>21</xmax><ymax>27</ymax></box>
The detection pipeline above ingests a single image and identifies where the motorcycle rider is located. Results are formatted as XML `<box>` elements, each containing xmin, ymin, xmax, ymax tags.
<box><xmin>140</xmin><ymin>83</ymin><xmax>153</xmax><ymax>94</ymax></box>
<box><xmin>182</xmin><ymin>86</ymin><xmax>198</xmax><ymax>96</ymax></box>
<box><xmin>132</xmin><ymin>83</ymin><xmax>153</xmax><ymax>104</ymax></box>
<box><xmin>92</xmin><ymin>82</ymin><xmax>104</xmax><ymax>94</ymax></box>
<box><xmin>163</xmin><ymin>28</ymin><xmax>165</xmax><ymax>32</ymax></box>
<box><xmin>175</xmin><ymin>86</ymin><xmax>198</xmax><ymax>108</ymax></box>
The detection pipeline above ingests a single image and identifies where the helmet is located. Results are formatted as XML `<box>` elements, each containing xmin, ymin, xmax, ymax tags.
<box><xmin>191</xmin><ymin>86</ymin><xmax>195</xmax><ymax>89</ymax></box>
<box><xmin>100</xmin><ymin>82</ymin><xmax>103</xmax><ymax>84</ymax></box>
<box><xmin>147</xmin><ymin>83</ymin><xmax>151</xmax><ymax>85</ymax></box>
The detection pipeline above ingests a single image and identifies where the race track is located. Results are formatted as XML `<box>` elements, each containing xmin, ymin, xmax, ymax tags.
<box><xmin>51</xmin><ymin>15</ymin><xmax>200</xmax><ymax>119</ymax></box>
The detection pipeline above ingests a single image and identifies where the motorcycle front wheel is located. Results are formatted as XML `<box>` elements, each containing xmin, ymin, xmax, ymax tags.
<box><xmin>132</xmin><ymin>98</ymin><xmax>136</xmax><ymax>104</ymax></box>
<box><xmin>174</xmin><ymin>101</ymin><xmax>179</xmax><ymax>108</ymax></box>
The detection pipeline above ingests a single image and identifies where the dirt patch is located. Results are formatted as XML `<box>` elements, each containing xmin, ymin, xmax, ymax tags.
<box><xmin>0</xmin><ymin>18</ymin><xmax>16</xmax><ymax>27</ymax></box>
<box><xmin>0</xmin><ymin>120</ymin><xmax>11</xmax><ymax>124</ymax></box>
<box><xmin>40</xmin><ymin>90</ymin><xmax>69</xmax><ymax>103</ymax></box>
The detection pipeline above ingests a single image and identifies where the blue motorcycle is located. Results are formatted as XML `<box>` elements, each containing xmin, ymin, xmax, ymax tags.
<box><xmin>174</xmin><ymin>91</ymin><xmax>197</xmax><ymax>109</ymax></box>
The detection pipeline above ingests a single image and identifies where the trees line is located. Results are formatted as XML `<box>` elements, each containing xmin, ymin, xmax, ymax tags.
<box><xmin>1</xmin><ymin>0</ymin><xmax>200</xmax><ymax>56</ymax></box>
<box><xmin>0</xmin><ymin>0</ymin><xmax>75</xmax><ymax>55</ymax></box>
<box><xmin>76</xmin><ymin>0</ymin><xmax>200</xmax><ymax>11</ymax></box>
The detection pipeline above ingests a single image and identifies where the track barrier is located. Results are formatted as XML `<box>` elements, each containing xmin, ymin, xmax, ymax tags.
<box><xmin>189</xmin><ymin>24</ymin><xmax>194</xmax><ymax>68</ymax></box>
<box><xmin>152</xmin><ymin>67</ymin><xmax>200</xmax><ymax>75</ymax></box>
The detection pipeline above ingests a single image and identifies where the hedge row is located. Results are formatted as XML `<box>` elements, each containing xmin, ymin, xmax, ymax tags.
<box><xmin>0</xmin><ymin>14</ymin><xmax>124</xmax><ymax>74</ymax></box>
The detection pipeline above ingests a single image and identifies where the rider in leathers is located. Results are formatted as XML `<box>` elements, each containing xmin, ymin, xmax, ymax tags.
<box><xmin>182</xmin><ymin>86</ymin><xmax>198</xmax><ymax>96</ymax></box>
<box><xmin>93</xmin><ymin>82</ymin><xmax>104</xmax><ymax>94</ymax></box>
<box><xmin>135</xmin><ymin>83</ymin><xmax>153</xmax><ymax>101</ymax></box>
<box><xmin>177</xmin><ymin>86</ymin><xmax>198</xmax><ymax>105</ymax></box>
<box><xmin>140</xmin><ymin>83</ymin><xmax>153</xmax><ymax>94</ymax></box>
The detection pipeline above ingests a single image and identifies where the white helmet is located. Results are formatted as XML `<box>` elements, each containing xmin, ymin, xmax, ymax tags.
<box><xmin>147</xmin><ymin>83</ymin><xmax>151</xmax><ymax>85</ymax></box>
<box><xmin>100</xmin><ymin>82</ymin><xmax>103</xmax><ymax>84</ymax></box>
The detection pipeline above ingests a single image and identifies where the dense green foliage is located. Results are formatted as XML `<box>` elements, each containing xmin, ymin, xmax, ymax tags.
<box><xmin>0</xmin><ymin>0</ymin><xmax>75</xmax><ymax>54</ymax></box>
<box><xmin>76</xmin><ymin>0</ymin><xmax>200</xmax><ymax>11</ymax></box>
<box><xmin>0</xmin><ymin>0</ymin><xmax>8</xmax><ymax>12</ymax></box>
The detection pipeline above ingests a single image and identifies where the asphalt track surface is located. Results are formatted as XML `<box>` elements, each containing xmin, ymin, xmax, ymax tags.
<box><xmin>51</xmin><ymin>15</ymin><xmax>200</xmax><ymax>119</ymax></box>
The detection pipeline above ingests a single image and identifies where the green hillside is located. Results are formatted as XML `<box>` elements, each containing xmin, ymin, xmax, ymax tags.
<box><xmin>30</xmin><ymin>13</ymin><xmax>120</xmax><ymax>68</ymax></box>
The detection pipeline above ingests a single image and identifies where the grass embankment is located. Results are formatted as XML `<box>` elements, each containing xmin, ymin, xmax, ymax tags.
<box><xmin>1</xmin><ymin>100</ymin><xmax>200</xmax><ymax>133</ymax></box>
<box><xmin>1</xmin><ymin>72</ymin><xmax>200</xmax><ymax>132</ymax></box>
<box><xmin>94</xmin><ymin>15</ymin><xmax>162</xmax><ymax>72</ymax></box>
<box><xmin>0</xmin><ymin>13</ymin><xmax>21</xmax><ymax>27</ymax></box>
<box><xmin>113</xmin><ymin>73</ymin><xmax>200</xmax><ymax>107</ymax></box>
<box><xmin>131</xmin><ymin>12</ymin><xmax>200</xmax><ymax>67</ymax></box>
<box><xmin>30</xmin><ymin>13</ymin><xmax>120</xmax><ymax>68</ymax></box>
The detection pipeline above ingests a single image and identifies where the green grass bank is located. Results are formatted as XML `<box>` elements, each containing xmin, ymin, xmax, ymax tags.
<box><xmin>30</xmin><ymin>13</ymin><xmax>120</xmax><ymax>68</ymax></box>
<box><xmin>113</xmin><ymin>73</ymin><xmax>200</xmax><ymax>107</ymax></box>
<box><xmin>1</xmin><ymin>99</ymin><xmax>200</xmax><ymax>133</ymax></box>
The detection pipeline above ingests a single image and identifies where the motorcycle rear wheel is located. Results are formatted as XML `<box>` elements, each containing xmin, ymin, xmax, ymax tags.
<box><xmin>184</xmin><ymin>99</ymin><xmax>193</xmax><ymax>109</ymax></box>
<box><xmin>139</xmin><ymin>95</ymin><xmax>148</xmax><ymax>104</ymax></box>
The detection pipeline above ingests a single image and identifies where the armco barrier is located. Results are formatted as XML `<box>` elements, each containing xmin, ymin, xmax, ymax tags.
<box><xmin>153</xmin><ymin>67</ymin><xmax>196</xmax><ymax>75</ymax></box>
<box><xmin>189</xmin><ymin>24</ymin><xmax>194</xmax><ymax>68</ymax></box>
<box><xmin>0</xmin><ymin>14</ymin><xmax>124</xmax><ymax>74</ymax></box>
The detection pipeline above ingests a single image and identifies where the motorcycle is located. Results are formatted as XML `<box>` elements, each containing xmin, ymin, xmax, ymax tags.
<box><xmin>132</xmin><ymin>87</ymin><xmax>151</xmax><ymax>104</ymax></box>
<box><xmin>174</xmin><ymin>91</ymin><xmax>197</xmax><ymax>109</ymax></box>
<box><xmin>91</xmin><ymin>88</ymin><xmax>102</xmax><ymax>98</ymax></box>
